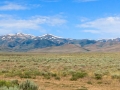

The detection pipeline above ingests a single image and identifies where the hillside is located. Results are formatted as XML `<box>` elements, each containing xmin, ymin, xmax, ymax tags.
<box><xmin>30</xmin><ymin>44</ymin><xmax>88</xmax><ymax>53</ymax></box>
<box><xmin>0</xmin><ymin>33</ymin><xmax>120</xmax><ymax>52</ymax></box>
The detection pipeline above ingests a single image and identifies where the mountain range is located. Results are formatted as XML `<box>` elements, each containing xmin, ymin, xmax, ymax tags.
<box><xmin>0</xmin><ymin>33</ymin><xmax>120</xmax><ymax>52</ymax></box>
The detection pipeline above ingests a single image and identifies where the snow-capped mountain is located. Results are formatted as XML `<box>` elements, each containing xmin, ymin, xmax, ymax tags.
<box><xmin>0</xmin><ymin>33</ymin><xmax>120</xmax><ymax>52</ymax></box>
<box><xmin>1</xmin><ymin>33</ymin><xmax>35</xmax><ymax>40</ymax></box>
<box><xmin>39</xmin><ymin>34</ymin><xmax>62</xmax><ymax>40</ymax></box>
<box><xmin>0</xmin><ymin>33</ymin><xmax>72</xmax><ymax>51</ymax></box>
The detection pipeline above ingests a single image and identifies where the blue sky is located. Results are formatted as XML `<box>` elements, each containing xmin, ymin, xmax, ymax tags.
<box><xmin>0</xmin><ymin>0</ymin><xmax>120</xmax><ymax>39</ymax></box>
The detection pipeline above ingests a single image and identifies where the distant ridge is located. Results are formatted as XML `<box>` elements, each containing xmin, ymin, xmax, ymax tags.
<box><xmin>0</xmin><ymin>33</ymin><xmax>120</xmax><ymax>52</ymax></box>
<box><xmin>30</xmin><ymin>44</ymin><xmax>87</xmax><ymax>53</ymax></box>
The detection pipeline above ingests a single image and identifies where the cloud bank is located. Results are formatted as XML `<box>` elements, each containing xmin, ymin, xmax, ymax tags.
<box><xmin>0</xmin><ymin>14</ymin><xmax>67</xmax><ymax>35</ymax></box>
<box><xmin>77</xmin><ymin>16</ymin><xmax>120</xmax><ymax>38</ymax></box>
<box><xmin>0</xmin><ymin>3</ymin><xmax>27</xmax><ymax>10</ymax></box>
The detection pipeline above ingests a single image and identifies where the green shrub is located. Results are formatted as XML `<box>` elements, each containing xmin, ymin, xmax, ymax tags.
<box><xmin>4</xmin><ymin>70</ymin><xmax>41</xmax><ymax>79</ymax></box>
<box><xmin>0</xmin><ymin>80</ymin><xmax>19</xmax><ymax>88</ymax></box>
<box><xmin>19</xmin><ymin>80</ymin><xmax>38</xmax><ymax>90</ymax></box>
<box><xmin>97</xmin><ymin>81</ymin><xmax>102</xmax><ymax>84</ymax></box>
<box><xmin>41</xmin><ymin>72</ymin><xmax>51</xmax><ymax>79</ymax></box>
<box><xmin>87</xmin><ymin>81</ymin><xmax>92</xmax><ymax>84</ymax></box>
<box><xmin>1</xmin><ymin>70</ymin><xmax>9</xmax><ymax>73</ymax></box>
<box><xmin>70</xmin><ymin>72</ymin><xmax>87</xmax><ymax>81</ymax></box>
<box><xmin>4</xmin><ymin>73</ymin><xmax>16</xmax><ymax>77</ymax></box>
<box><xmin>112</xmin><ymin>74</ymin><xmax>120</xmax><ymax>79</ymax></box>
<box><xmin>55</xmin><ymin>76</ymin><xmax>60</xmax><ymax>80</ymax></box>
<box><xmin>61</xmin><ymin>72</ymin><xmax>68</xmax><ymax>77</ymax></box>
<box><xmin>51</xmin><ymin>73</ymin><xmax>57</xmax><ymax>77</ymax></box>
<box><xmin>44</xmin><ymin>75</ymin><xmax>51</xmax><ymax>79</ymax></box>
<box><xmin>11</xmin><ymin>80</ymin><xmax>19</xmax><ymax>85</ymax></box>
<box><xmin>0</xmin><ymin>80</ymin><xmax>39</xmax><ymax>90</ymax></box>
<box><xmin>0</xmin><ymin>86</ymin><xmax>20</xmax><ymax>90</ymax></box>
<box><xmin>0</xmin><ymin>80</ymin><xmax>13</xmax><ymax>88</ymax></box>
<box><xmin>94</xmin><ymin>73</ymin><xmax>102</xmax><ymax>80</ymax></box>
<box><xmin>19</xmin><ymin>73</ymin><xmax>32</xmax><ymax>78</ymax></box>
<box><xmin>0</xmin><ymin>86</ymin><xmax>8</xmax><ymax>90</ymax></box>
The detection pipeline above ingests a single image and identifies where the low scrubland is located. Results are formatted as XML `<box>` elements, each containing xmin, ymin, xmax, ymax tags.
<box><xmin>0</xmin><ymin>52</ymin><xmax>120</xmax><ymax>90</ymax></box>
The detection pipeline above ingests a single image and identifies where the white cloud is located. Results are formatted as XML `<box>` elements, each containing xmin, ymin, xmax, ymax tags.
<box><xmin>83</xmin><ymin>30</ymin><xmax>100</xmax><ymax>33</ymax></box>
<box><xmin>79</xmin><ymin>17</ymin><xmax>89</xmax><ymax>22</ymax></box>
<box><xmin>77</xmin><ymin>17</ymin><xmax>120</xmax><ymax>37</ymax></box>
<box><xmin>0</xmin><ymin>3</ymin><xmax>27</xmax><ymax>10</ymax></box>
<box><xmin>74</xmin><ymin>0</ymin><xmax>97</xmax><ymax>2</ymax></box>
<box><xmin>31</xmin><ymin>16</ymin><xmax>67</xmax><ymax>26</ymax></box>
<box><xmin>0</xmin><ymin>14</ymin><xmax>67</xmax><ymax>35</ymax></box>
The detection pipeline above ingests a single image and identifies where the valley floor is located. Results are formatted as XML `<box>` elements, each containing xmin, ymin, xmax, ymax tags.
<box><xmin>0</xmin><ymin>76</ymin><xmax>120</xmax><ymax>90</ymax></box>
<box><xmin>0</xmin><ymin>52</ymin><xmax>120</xmax><ymax>90</ymax></box>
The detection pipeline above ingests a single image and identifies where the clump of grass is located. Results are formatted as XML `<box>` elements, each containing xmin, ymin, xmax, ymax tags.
<box><xmin>41</xmin><ymin>72</ymin><xmax>51</xmax><ymax>79</ymax></box>
<box><xmin>111</xmin><ymin>74</ymin><xmax>120</xmax><ymax>79</ymax></box>
<box><xmin>19</xmin><ymin>80</ymin><xmax>38</xmax><ymax>90</ymax></box>
<box><xmin>50</xmin><ymin>72</ymin><xmax>61</xmax><ymax>80</ymax></box>
<box><xmin>0</xmin><ymin>80</ymin><xmax>18</xmax><ymax>88</ymax></box>
<box><xmin>4</xmin><ymin>69</ymin><xmax>42</xmax><ymax>79</ymax></box>
<box><xmin>60</xmin><ymin>71</ymin><xmax>68</xmax><ymax>77</ymax></box>
<box><xmin>40</xmin><ymin>71</ymin><xmax>61</xmax><ymax>80</ymax></box>
<box><xmin>70</xmin><ymin>71</ymin><xmax>87</xmax><ymax>81</ymax></box>
<box><xmin>51</xmin><ymin>73</ymin><xmax>57</xmax><ymax>77</ymax></box>
<box><xmin>94</xmin><ymin>73</ymin><xmax>102</xmax><ymax>80</ymax></box>
<box><xmin>97</xmin><ymin>81</ymin><xmax>102</xmax><ymax>84</ymax></box>
<box><xmin>0</xmin><ymin>86</ymin><xmax>19</xmax><ymax>90</ymax></box>
<box><xmin>55</xmin><ymin>76</ymin><xmax>60</xmax><ymax>80</ymax></box>
<box><xmin>19</xmin><ymin>72</ymin><xmax>32</xmax><ymax>78</ymax></box>
<box><xmin>11</xmin><ymin>80</ymin><xmax>19</xmax><ymax>85</ymax></box>
<box><xmin>87</xmin><ymin>81</ymin><xmax>92</xmax><ymax>84</ymax></box>
<box><xmin>1</xmin><ymin>69</ymin><xmax>9</xmax><ymax>73</ymax></box>
<box><xmin>0</xmin><ymin>80</ymin><xmax>39</xmax><ymax>90</ymax></box>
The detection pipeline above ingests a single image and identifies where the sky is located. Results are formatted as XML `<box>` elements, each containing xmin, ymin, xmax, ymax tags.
<box><xmin>0</xmin><ymin>0</ymin><xmax>120</xmax><ymax>39</ymax></box>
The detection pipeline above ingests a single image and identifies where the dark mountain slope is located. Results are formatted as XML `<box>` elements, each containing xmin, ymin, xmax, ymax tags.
<box><xmin>0</xmin><ymin>33</ymin><xmax>120</xmax><ymax>52</ymax></box>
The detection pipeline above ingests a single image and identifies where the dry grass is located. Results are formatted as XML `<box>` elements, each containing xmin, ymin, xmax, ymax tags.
<box><xmin>0</xmin><ymin>52</ymin><xmax>120</xmax><ymax>90</ymax></box>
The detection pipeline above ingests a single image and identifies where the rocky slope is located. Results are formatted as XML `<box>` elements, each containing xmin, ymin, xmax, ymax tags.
<box><xmin>0</xmin><ymin>33</ymin><xmax>120</xmax><ymax>52</ymax></box>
